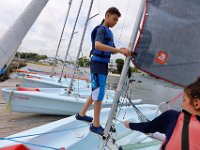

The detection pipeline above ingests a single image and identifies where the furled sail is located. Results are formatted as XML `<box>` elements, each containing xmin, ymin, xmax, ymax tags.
<box><xmin>133</xmin><ymin>0</ymin><xmax>200</xmax><ymax>87</ymax></box>
<box><xmin>0</xmin><ymin>0</ymin><xmax>49</xmax><ymax>72</ymax></box>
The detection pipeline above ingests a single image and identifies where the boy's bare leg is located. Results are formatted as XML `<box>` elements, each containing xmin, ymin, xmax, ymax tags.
<box><xmin>93</xmin><ymin>100</ymin><xmax>102</xmax><ymax>127</ymax></box>
<box><xmin>79</xmin><ymin>95</ymin><xmax>93</xmax><ymax>116</ymax></box>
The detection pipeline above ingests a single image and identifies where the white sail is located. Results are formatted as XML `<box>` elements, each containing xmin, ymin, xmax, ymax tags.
<box><xmin>0</xmin><ymin>0</ymin><xmax>49</xmax><ymax>70</ymax></box>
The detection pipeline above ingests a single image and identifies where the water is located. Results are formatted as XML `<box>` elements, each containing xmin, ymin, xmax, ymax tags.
<box><xmin>108</xmin><ymin>73</ymin><xmax>183</xmax><ymax>112</ymax></box>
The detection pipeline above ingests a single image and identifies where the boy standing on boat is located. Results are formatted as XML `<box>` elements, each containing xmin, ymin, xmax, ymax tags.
<box><xmin>124</xmin><ymin>77</ymin><xmax>200</xmax><ymax>149</ymax></box>
<box><xmin>76</xmin><ymin>7</ymin><xmax>131</xmax><ymax>135</ymax></box>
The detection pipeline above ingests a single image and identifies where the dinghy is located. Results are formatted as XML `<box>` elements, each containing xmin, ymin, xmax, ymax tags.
<box><xmin>0</xmin><ymin>105</ymin><xmax>163</xmax><ymax>150</ymax></box>
<box><xmin>2</xmin><ymin>71</ymin><xmax>183</xmax><ymax>115</ymax></box>
<box><xmin>101</xmin><ymin>0</ymin><xmax>200</xmax><ymax>149</ymax></box>
<box><xmin>2</xmin><ymin>87</ymin><xmax>117</xmax><ymax>115</ymax></box>
<box><xmin>1</xmin><ymin>0</ymin><xmax>119</xmax><ymax>116</ymax></box>
<box><xmin>1</xmin><ymin>0</ymin><xmax>199</xmax><ymax>149</ymax></box>
<box><xmin>19</xmin><ymin>74</ymin><xmax>90</xmax><ymax>88</ymax></box>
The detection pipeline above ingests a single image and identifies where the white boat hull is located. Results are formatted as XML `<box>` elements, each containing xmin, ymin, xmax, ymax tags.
<box><xmin>2</xmin><ymin>88</ymin><xmax>115</xmax><ymax>115</ymax></box>
<box><xmin>0</xmin><ymin>105</ymin><xmax>163</xmax><ymax>150</ymax></box>
<box><xmin>20</xmin><ymin>76</ymin><xmax>89</xmax><ymax>88</ymax></box>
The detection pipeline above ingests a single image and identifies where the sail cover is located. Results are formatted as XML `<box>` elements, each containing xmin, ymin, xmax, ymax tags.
<box><xmin>133</xmin><ymin>0</ymin><xmax>200</xmax><ymax>87</ymax></box>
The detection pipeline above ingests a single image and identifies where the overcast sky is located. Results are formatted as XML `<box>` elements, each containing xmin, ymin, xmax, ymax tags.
<box><xmin>0</xmin><ymin>0</ymin><xmax>141</xmax><ymax>61</ymax></box>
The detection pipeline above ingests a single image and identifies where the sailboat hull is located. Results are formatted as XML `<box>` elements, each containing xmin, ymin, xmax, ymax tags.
<box><xmin>2</xmin><ymin>88</ymin><xmax>114</xmax><ymax>115</ymax></box>
<box><xmin>0</xmin><ymin>105</ymin><xmax>163</xmax><ymax>150</ymax></box>
<box><xmin>20</xmin><ymin>76</ymin><xmax>89</xmax><ymax>88</ymax></box>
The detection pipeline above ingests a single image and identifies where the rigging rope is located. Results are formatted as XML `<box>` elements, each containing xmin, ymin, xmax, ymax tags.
<box><xmin>122</xmin><ymin>78</ymin><xmax>149</xmax><ymax>122</ymax></box>
<box><xmin>0</xmin><ymin>124</ymin><xmax>90</xmax><ymax>140</ymax></box>
<box><xmin>116</xmin><ymin>0</ymin><xmax>131</xmax><ymax>46</ymax></box>
<box><xmin>0</xmin><ymin>122</ymin><xmax>104</xmax><ymax>149</ymax></box>
<box><xmin>154</xmin><ymin>92</ymin><xmax>183</xmax><ymax>117</ymax></box>
<box><xmin>5</xmin><ymin>90</ymin><xmax>14</xmax><ymax>112</ymax></box>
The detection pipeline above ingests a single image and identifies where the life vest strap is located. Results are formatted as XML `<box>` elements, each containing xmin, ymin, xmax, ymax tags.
<box><xmin>90</xmin><ymin>51</ymin><xmax>111</xmax><ymax>58</ymax></box>
<box><xmin>181</xmin><ymin>112</ymin><xmax>191</xmax><ymax>150</ymax></box>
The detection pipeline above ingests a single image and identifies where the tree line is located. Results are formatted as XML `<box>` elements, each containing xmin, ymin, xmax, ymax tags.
<box><xmin>15</xmin><ymin>52</ymin><xmax>48</xmax><ymax>61</ymax></box>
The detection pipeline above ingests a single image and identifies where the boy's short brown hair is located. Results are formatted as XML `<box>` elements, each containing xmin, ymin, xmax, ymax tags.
<box><xmin>105</xmin><ymin>7</ymin><xmax>121</xmax><ymax>17</ymax></box>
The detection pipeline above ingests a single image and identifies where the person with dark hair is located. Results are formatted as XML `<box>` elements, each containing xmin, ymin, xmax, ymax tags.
<box><xmin>76</xmin><ymin>7</ymin><xmax>131</xmax><ymax>135</ymax></box>
<box><xmin>124</xmin><ymin>77</ymin><xmax>200</xmax><ymax>149</ymax></box>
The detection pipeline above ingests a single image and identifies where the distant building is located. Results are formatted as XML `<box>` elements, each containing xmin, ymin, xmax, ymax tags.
<box><xmin>39</xmin><ymin>57</ymin><xmax>62</xmax><ymax>65</ymax></box>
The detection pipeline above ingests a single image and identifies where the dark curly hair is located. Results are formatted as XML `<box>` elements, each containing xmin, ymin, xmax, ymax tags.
<box><xmin>185</xmin><ymin>77</ymin><xmax>200</xmax><ymax>104</ymax></box>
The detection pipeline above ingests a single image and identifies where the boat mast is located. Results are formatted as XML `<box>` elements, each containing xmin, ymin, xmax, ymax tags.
<box><xmin>58</xmin><ymin>0</ymin><xmax>84</xmax><ymax>83</ymax></box>
<box><xmin>99</xmin><ymin>0</ymin><xmax>146</xmax><ymax>149</ymax></box>
<box><xmin>68</xmin><ymin>0</ymin><xmax>94</xmax><ymax>92</ymax></box>
<box><xmin>51</xmin><ymin>0</ymin><xmax>73</xmax><ymax>76</ymax></box>
<box><xmin>0</xmin><ymin>0</ymin><xmax>49</xmax><ymax>73</ymax></box>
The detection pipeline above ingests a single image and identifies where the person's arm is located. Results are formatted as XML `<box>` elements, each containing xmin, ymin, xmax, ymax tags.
<box><xmin>111</xmin><ymin>49</ymin><xmax>117</xmax><ymax>54</ymax></box>
<box><xmin>95</xmin><ymin>41</ymin><xmax>129</xmax><ymax>55</ymax></box>
<box><xmin>111</xmin><ymin>43</ymin><xmax>117</xmax><ymax>54</ymax></box>
<box><xmin>124</xmin><ymin>110</ymin><xmax>180</xmax><ymax>134</ymax></box>
<box><xmin>95</xmin><ymin>27</ymin><xmax>131</xmax><ymax>57</ymax></box>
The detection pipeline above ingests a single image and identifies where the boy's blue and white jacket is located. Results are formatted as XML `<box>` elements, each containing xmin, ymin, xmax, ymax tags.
<box><xmin>90</xmin><ymin>25</ymin><xmax>115</xmax><ymax>63</ymax></box>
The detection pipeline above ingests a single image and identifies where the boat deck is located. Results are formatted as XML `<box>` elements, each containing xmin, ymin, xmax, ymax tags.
<box><xmin>0</xmin><ymin>78</ymin><xmax>65</xmax><ymax>137</ymax></box>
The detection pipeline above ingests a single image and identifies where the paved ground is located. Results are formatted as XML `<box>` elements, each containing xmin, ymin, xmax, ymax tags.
<box><xmin>0</xmin><ymin>78</ymin><xmax>65</xmax><ymax>137</ymax></box>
